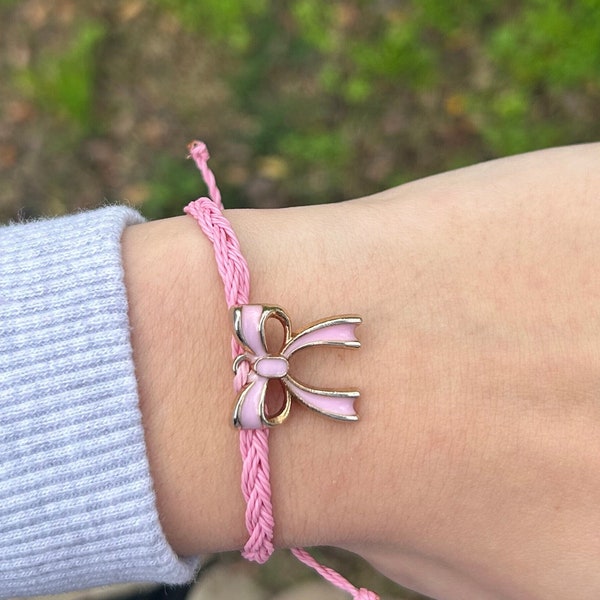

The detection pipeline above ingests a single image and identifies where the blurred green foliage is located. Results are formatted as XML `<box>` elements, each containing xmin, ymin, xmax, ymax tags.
<box><xmin>476</xmin><ymin>0</ymin><xmax>600</xmax><ymax>154</ymax></box>
<box><xmin>157</xmin><ymin>0</ymin><xmax>267</xmax><ymax>50</ymax></box>
<box><xmin>488</xmin><ymin>0</ymin><xmax>600</xmax><ymax>88</ymax></box>
<box><xmin>1</xmin><ymin>0</ymin><xmax>599</xmax><ymax>219</ymax></box>
<box><xmin>15</xmin><ymin>21</ymin><xmax>106</xmax><ymax>132</ymax></box>
<box><xmin>151</xmin><ymin>0</ymin><xmax>600</xmax><ymax>207</ymax></box>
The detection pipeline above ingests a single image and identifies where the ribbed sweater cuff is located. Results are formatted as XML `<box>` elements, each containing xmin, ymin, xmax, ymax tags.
<box><xmin>0</xmin><ymin>207</ymin><xmax>198</xmax><ymax>597</ymax></box>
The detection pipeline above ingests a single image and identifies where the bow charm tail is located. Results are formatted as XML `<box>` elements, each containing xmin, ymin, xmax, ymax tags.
<box><xmin>231</xmin><ymin>304</ymin><xmax>362</xmax><ymax>429</ymax></box>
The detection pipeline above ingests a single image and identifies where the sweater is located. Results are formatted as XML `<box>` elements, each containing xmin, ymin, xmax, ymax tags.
<box><xmin>0</xmin><ymin>207</ymin><xmax>199</xmax><ymax>598</ymax></box>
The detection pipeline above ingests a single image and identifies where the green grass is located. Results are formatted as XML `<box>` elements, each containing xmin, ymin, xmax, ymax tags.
<box><xmin>14</xmin><ymin>20</ymin><xmax>106</xmax><ymax>132</ymax></box>
<box><xmin>2</xmin><ymin>0</ymin><xmax>599</xmax><ymax>218</ymax></box>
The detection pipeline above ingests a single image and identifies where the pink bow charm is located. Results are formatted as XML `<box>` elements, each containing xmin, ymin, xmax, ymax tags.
<box><xmin>231</xmin><ymin>304</ymin><xmax>362</xmax><ymax>429</ymax></box>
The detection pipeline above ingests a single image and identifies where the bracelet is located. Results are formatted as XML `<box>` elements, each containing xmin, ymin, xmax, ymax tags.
<box><xmin>184</xmin><ymin>141</ymin><xmax>378</xmax><ymax>600</ymax></box>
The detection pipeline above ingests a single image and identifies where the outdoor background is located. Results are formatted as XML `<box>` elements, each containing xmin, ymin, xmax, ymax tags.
<box><xmin>1</xmin><ymin>0</ymin><xmax>600</xmax><ymax>599</ymax></box>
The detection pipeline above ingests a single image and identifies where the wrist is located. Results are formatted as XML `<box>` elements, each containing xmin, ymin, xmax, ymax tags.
<box><xmin>122</xmin><ymin>215</ymin><xmax>246</xmax><ymax>556</ymax></box>
<box><xmin>121</xmin><ymin>204</ymin><xmax>380</xmax><ymax>556</ymax></box>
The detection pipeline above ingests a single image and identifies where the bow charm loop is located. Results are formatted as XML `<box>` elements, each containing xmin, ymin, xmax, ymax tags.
<box><xmin>231</xmin><ymin>304</ymin><xmax>362</xmax><ymax>429</ymax></box>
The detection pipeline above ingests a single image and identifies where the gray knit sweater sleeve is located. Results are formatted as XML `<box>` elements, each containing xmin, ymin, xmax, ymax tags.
<box><xmin>0</xmin><ymin>206</ymin><xmax>199</xmax><ymax>597</ymax></box>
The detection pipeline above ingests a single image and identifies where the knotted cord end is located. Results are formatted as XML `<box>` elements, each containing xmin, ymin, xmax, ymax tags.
<box><xmin>187</xmin><ymin>139</ymin><xmax>210</xmax><ymax>164</ymax></box>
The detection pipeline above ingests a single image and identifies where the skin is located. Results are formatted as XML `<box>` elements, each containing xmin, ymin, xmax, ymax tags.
<box><xmin>121</xmin><ymin>143</ymin><xmax>600</xmax><ymax>600</ymax></box>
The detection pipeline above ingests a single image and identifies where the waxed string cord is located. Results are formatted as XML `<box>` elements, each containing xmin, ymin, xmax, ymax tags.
<box><xmin>183</xmin><ymin>143</ymin><xmax>274</xmax><ymax>563</ymax></box>
<box><xmin>184</xmin><ymin>141</ymin><xmax>378</xmax><ymax>600</ymax></box>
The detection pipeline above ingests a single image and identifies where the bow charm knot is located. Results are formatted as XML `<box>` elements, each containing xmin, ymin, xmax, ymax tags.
<box><xmin>231</xmin><ymin>304</ymin><xmax>362</xmax><ymax>429</ymax></box>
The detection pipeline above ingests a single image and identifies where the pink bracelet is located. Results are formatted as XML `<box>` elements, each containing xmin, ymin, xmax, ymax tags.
<box><xmin>184</xmin><ymin>141</ymin><xmax>378</xmax><ymax>600</ymax></box>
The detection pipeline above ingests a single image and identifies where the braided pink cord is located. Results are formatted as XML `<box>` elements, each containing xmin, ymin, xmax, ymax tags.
<box><xmin>184</xmin><ymin>141</ymin><xmax>378</xmax><ymax>599</ymax></box>
<box><xmin>291</xmin><ymin>549</ymin><xmax>378</xmax><ymax>600</ymax></box>
<box><xmin>184</xmin><ymin>141</ymin><xmax>274</xmax><ymax>563</ymax></box>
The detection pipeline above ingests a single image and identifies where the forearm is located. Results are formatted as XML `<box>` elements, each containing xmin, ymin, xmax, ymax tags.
<box><xmin>121</xmin><ymin>203</ymin><xmax>394</xmax><ymax>555</ymax></box>
<box><xmin>123</xmin><ymin>143</ymin><xmax>600</xmax><ymax>599</ymax></box>
<box><xmin>0</xmin><ymin>207</ymin><xmax>197</xmax><ymax>598</ymax></box>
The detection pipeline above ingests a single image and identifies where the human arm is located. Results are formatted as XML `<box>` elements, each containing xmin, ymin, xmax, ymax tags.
<box><xmin>0</xmin><ymin>207</ymin><xmax>198</xmax><ymax>597</ymax></box>
<box><xmin>123</xmin><ymin>142</ymin><xmax>600</xmax><ymax>600</ymax></box>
